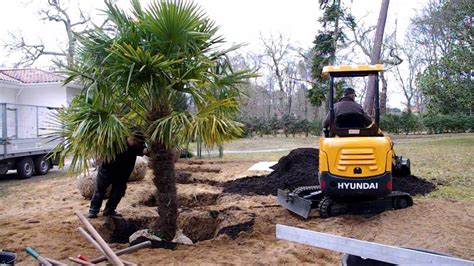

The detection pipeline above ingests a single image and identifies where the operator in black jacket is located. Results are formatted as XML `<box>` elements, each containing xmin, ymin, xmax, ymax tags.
<box><xmin>323</xmin><ymin>87</ymin><xmax>372</xmax><ymax>129</ymax></box>
<box><xmin>87</xmin><ymin>135</ymin><xmax>148</xmax><ymax>218</ymax></box>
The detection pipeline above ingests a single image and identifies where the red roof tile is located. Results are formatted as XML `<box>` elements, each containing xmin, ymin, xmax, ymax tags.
<box><xmin>0</xmin><ymin>72</ymin><xmax>21</xmax><ymax>83</ymax></box>
<box><xmin>0</xmin><ymin>69</ymin><xmax>65</xmax><ymax>84</ymax></box>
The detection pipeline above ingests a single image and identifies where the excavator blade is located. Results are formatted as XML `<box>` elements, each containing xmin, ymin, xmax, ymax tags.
<box><xmin>277</xmin><ymin>189</ymin><xmax>312</xmax><ymax>219</ymax></box>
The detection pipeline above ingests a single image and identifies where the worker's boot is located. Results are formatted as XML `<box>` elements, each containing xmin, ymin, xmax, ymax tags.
<box><xmin>87</xmin><ymin>212</ymin><xmax>98</xmax><ymax>219</ymax></box>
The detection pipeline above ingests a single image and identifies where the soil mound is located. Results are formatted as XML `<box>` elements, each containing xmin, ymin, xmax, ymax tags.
<box><xmin>393</xmin><ymin>174</ymin><xmax>436</xmax><ymax>196</ymax></box>
<box><xmin>223</xmin><ymin>148</ymin><xmax>319</xmax><ymax>195</ymax></box>
<box><xmin>223</xmin><ymin>148</ymin><xmax>436</xmax><ymax>196</ymax></box>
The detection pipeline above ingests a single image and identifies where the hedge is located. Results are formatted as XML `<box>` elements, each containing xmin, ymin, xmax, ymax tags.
<box><xmin>381</xmin><ymin>112</ymin><xmax>473</xmax><ymax>134</ymax></box>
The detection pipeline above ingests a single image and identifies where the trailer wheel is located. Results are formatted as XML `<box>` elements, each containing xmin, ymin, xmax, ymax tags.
<box><xmin>0</xmin><ymin>167</ymin><xmax>8</xmax><ymax>175</ymax></box>
<box><xmin>34</xmin><ymin>156</ymin><xmax>50</xmax><ymax>175</ymax></box>
<box><xmin>17</xmin><ymin>157</ymin><xmax>34</xmax><ymax>179</ymax></box>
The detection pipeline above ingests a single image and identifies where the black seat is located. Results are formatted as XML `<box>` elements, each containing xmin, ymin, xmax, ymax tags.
<box><xmin>328</xmin><ymin>113</ymin><xmax>382</xmax><ymax>137</ymax></box>
<box><xmin>335</xmin><ymin>113</ymin><xmax>369</xmax><ymax>129</ymax></box>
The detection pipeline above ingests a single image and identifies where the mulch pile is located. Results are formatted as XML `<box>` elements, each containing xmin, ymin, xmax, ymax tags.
<box><xmin>223</xmin><ymin>148</ymin><xmax>436</xmax><ymax>196</ymax></box>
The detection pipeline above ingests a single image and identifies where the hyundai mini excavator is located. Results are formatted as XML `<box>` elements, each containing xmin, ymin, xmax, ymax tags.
<box><xmin>277</xmin><ymin>64</ymin><xmax>413</xmax><ymax>218</ymax></box>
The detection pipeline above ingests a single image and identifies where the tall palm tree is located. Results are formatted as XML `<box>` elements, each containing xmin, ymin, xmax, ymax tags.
<box><xmin>53</xmin><ymin>0</ymin><xmax>253</xmax><ymax>240</ymax></box>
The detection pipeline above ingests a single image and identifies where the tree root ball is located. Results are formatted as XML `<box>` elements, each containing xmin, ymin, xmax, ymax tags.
<box><xmin>128</xmin><ymin>156</ymin><xmax>148</xmax><ymax>182</ymax></box>
<box><xmin>76</xmin><ymin>171</ymin><xmax>111</xmax><ymax>200</ymax></box>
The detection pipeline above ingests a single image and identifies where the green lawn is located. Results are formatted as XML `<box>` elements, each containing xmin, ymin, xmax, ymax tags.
<box><xmin>213</xmin><ymin>133</ymin><xmax>474</xmax><ymax>200</ymax></box>
<box><xmin>394</xmin><ymin>134</ymin><xmax>474</xmax><ymax>200</ymax></box>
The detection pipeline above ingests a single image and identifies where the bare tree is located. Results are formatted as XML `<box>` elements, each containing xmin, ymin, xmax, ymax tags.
<box><xmin>345</xmin><ymin>16</ymin><xmax>403</xmax><ymax>114</ymax></box>
<box><xmin>260</xmin><ymin>33</ymin><xmax>293</xmax><ymax>116</ymax></box>
<box><xmin>363</xmin><ymin>0</ymin><xmax>390</xmax><ymax>116</ymax></box>
<box><xmin>409</xmin><ymin>0</ymin><xmax>459</xmax><ymax>65</ymax></box>
<box><xmin>233</xmin><ymin>37</ymin><xmax>317</xmax><ymax>121</ymax></box>
<box><xmin>5</xmin><ymin>0</ymin><xmax>107</xmax><ymax>67</ymax></box>
<box><xmin>393</xmin><ymin>41</ymin><xmax>424</xmax><ymax>113</ymax></box>
<box><xmin>260</xmin><ymin>33</ymin><xmax>291</xmax><ymax>92</ymax></box>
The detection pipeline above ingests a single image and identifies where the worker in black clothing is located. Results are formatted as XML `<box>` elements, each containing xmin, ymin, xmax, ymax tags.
<box><xmin>323</xmin><ymin>87</ymin><xmax>372</xmax><ymax>129</ymax></box>
<box><xmin>87</xmin><ymin>135</ymin><xmax>148</xmax><ymax>218</ymax></box>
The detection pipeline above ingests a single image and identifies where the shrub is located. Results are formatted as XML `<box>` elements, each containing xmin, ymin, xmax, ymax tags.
<box><xmin>380</xmin><ymin>113</ymin><xmax>402</xmax><ymax>134</ymax></box>
<box><xmin>400</xmin><ymin>112</ymin><xmax>423</xmax><ymax>134</ymax></box>
<box><xmin>309</xmin><ymin>119</ymin><xmax>323</xmax><ymax>136</ymax></box>
<box><xmin>423</xmin><ymin>113</ymin><xmax>473</xmax><ymax>133</ymax></box>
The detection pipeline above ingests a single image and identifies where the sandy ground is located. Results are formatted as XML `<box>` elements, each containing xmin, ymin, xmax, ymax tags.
<box><xmin>0</xmin><ymin>159</ymin><xmax>473</xmax><ymax>265</ymax></box>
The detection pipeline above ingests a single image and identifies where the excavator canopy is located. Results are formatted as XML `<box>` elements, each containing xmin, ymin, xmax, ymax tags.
<box><xmin>322</xmin><ymin>64</ymin><xmax>384</xmax><ymax>78</ymax></box>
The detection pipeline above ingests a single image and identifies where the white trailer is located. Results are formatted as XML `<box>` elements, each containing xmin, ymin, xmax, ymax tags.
<box><xmin>0</xmin><ymin>103</ymin><xmax>61</xmax><ymax>179</ymax></box>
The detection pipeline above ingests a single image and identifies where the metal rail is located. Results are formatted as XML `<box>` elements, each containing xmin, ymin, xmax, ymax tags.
<box><xmin>276</xmin><ymin>224</ymin><xmax>474</xmax><ymax>265</ymax></box>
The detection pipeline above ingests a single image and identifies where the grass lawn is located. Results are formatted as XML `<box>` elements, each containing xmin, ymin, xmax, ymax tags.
<box><xmin>214</xmin><ymin>133</ymin><xmax>474</xmax><ymax>200</ymax></box>
<box><xmin>394</xmin><ymin>134</ymin><xmax>474</xmax><ymax>200</ymax></box>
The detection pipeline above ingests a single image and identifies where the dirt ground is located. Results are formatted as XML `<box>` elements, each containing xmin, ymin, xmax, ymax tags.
<box><xmin>1</xmin><ymin>158</ymin><xmax>473</xmax><ymax>265</ymax></box>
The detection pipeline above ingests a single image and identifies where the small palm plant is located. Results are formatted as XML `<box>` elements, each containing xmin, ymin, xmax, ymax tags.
<box><xmin>53</xmin><ymin>0</ymin><xmax>254</xmax><ymax>240</ymax></box>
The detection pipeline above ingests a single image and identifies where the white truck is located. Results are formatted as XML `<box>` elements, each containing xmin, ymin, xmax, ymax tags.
<box><xmin>0</xmin><ymin>103</ymin><xmax>61</xmax><ymax>179</ymax></box>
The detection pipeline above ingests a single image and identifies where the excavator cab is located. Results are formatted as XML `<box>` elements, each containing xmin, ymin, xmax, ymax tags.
<box><xmin>323</xmin><ymin>65</ymin><xmax>383</xmax><ymax>138</ymax></box>
<box><xmin>277</xmin><ymin>64</ymin><xmax>412</xmax><ymax>218</ymax></box>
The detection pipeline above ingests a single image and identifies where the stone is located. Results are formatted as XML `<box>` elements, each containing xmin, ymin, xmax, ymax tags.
<box><xmin>128</xmin><ymin>156</ymin><xmax>148</xmax><ymax>182</ymax></box>
<box><xmin>172</xmin><ymin>230</ymin><xmax>193</xmax><ymax>245</ymax></box>
<box><xmin>76</xmin><ymin>170</ymin><xmax>111</xmax><ymax>200</ymax></box>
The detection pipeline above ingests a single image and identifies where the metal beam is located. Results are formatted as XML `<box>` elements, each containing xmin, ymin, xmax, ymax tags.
<box><xmin>276</xmin><ymin>224</ymin><xmax>474</xmax><ymax>265</ymax></box>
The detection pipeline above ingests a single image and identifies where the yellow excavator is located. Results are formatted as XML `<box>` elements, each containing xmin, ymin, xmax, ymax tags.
<box><xmin>278</xmin><ymin>64</ymin><xmax>413</xmax><ymax>218</ymax></box>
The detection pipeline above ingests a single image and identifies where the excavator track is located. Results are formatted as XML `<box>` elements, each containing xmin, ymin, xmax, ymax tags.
<box><xmin>317</xmin><ymin>191</ymin><xmax>413</xmax><ymax>218</ymax></box>
<box><xmin>278</xmin><ymin>186</ymin><xmax>413</xmax><ymax>219</ymax></box>
<box><xmin>292</xmin><ymin>185</ymin><xmax>321</xmax><ymax>196</ymax></box>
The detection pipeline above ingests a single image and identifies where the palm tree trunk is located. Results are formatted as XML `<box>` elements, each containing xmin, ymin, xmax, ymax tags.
<box><xmin>147</xmin><ymin>108</ymin><xmax>177</xmax><ymax>241</ymax></box>
<box><xmin>150</xmin><ymin>141</ymin><xmax>177</xmax><ymax>241</ymax></box>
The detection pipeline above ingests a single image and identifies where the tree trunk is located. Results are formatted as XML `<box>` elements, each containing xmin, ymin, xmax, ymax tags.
<box><xmin>331</xmin><ymin>0</ymin><xmax>341</xmax><ymax>64</ymax></box>
<box><xmin>380</xmin><ymin>72</ymin><xmax>387</xmax><ymax>115</ymax></box>
<box><xmin>218</xmin><ymin>145</ymin><xmax>224</xmax><ymax>158</ymax></box>
<box><xmin>196</xmin><ymin>137</ymin><xmax>202</xmax><ymax>159</ymax></box>
<box><xmin>150</xmin><ymin>141</ymin><xmax>177</xmax><ymax>241</ymax></box>
<box><xmin>363</xmin><ymin>0</ymin><xmax>390</xmax><ymax>115</ymax></box>
<box><xmin>147</xmin><ymin>108</ymin><xmax>178</xmax><ymax>241</ymax></box>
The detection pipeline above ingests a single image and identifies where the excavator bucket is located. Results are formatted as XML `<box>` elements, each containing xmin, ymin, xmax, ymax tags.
<box><xmin>277</xmin><ymin>189</ymin><xmax>312</xmax><ymax>219</ymax></box>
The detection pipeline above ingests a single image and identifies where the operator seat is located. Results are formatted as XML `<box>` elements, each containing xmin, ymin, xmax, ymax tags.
<box><xmin>335</xmin><ymin>113</ymin><xmax>370</xmax><ymax>129</ymax></box>
<box><xmin>330</xmin><ymin>113</ymin><xmax>382</xmax><ymax>137</ymax></box>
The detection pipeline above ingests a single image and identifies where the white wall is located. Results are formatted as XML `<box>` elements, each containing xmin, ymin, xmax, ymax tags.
<box><xmin>66</xmin><ymin>86</ymin><xmax>81</xmax><ymax>104</ymax></box>
<box><xmin>0</xmin><ymin>84</ymin><xmax>19</xmax><ymax>103</ymax></box>
<box><xmin>17</xmin><ymin>83</ymin><xmax>67</xmax><ymax>107</ymax></box>
<box><xmin>1</xmin><ymin>82</ymin><xmax>81</xmax><ymax>107</ymax></box>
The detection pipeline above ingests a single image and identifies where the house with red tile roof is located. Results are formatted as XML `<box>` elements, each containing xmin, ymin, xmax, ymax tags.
<box><xmin>0</xmin><ymin>68</ymin><xmax>81</xmax><ymax>107</ymax></box>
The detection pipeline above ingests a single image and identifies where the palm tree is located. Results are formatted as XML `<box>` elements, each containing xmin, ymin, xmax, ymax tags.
<box><xmin>53</xmin><ymin>0</ymin><xmax>253</xmax><ymax>240</ymax></box>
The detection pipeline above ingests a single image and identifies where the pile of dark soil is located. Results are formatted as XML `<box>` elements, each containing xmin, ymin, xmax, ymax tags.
<box><xmin>223</xmin><ymin>148</ymin><xmax>319</xmax><ymax>195</ymax></box>
<box><xmin>223</xmin><ymin>148</ymin><xmax>436</xmax><ymax>196</ymax></box>
<box><xmin>393</xmin><ymin>174</ymin><xmax>436</xmax><ymax>196</ymax></box>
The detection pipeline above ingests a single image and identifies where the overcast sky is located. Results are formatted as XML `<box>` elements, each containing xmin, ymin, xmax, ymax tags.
<box><xmin>0</xmin><ymin>0</ymin><xmax>427</xmax><ymax>108</ymax></box>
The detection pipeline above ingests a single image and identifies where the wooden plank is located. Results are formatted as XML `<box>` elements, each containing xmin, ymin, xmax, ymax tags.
<box><xmin>276</xmin><ymin>224</ymin><xmax>474</xmax><ymax>266</ymax></box>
